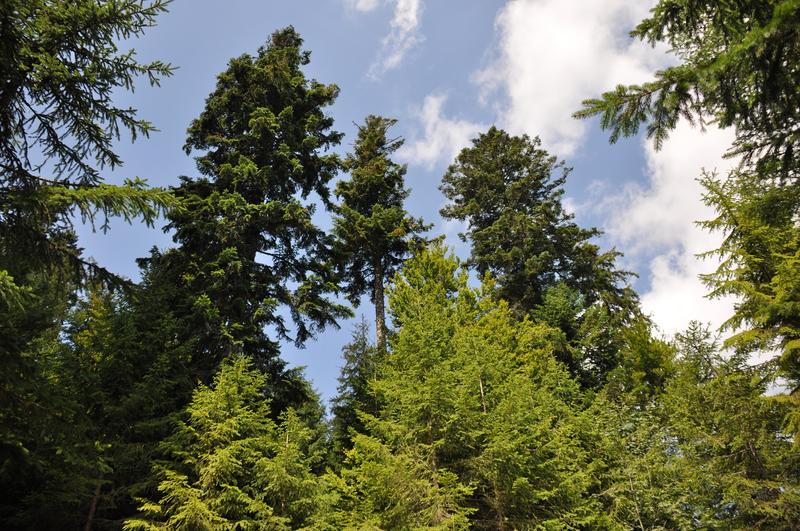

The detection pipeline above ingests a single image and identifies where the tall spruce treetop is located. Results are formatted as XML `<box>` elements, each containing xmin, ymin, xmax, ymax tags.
<box><xmin>333</xmin><ymin>115</ymin><xmax>428</xmax><ymax>351</ymax></box>
<box><xmin>440</xmin><ymin>127</ymin><xmax>633</xmax><ymax>315</ymax></box>
<box><xmin>158</xmin><ymin>27</ymin><xmax>349</xmax><ymax>373</ymax></box>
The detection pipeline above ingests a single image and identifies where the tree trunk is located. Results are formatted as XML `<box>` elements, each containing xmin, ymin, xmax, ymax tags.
<box><xmin>373</xmin><ymin>259</ymin><xmax>386</xmax><ymax>352</ymax></box>
<box><xmin>84</xmin><ymin>481</ymin><xmax>101</xmax><ymax>531</ymax></box>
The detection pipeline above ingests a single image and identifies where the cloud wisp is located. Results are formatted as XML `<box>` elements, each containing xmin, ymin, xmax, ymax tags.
<box><xmin>348</xmin><ymin>0</ymin><xmax>424</xmax><ymax>78</ymax></box>
<box><xmin>345</xmin><ymin>0</ymin><xmax>381</xmax><ymax>11</ymax></box>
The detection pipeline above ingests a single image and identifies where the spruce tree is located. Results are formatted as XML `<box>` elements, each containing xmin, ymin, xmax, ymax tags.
<box><xmin>440</xmin><ymin>127</ymin><xmax>636</xmax><ymax>384</ymax></box>
<box><xmin>330</xmin><ymin>318</ymin><xmax>381</xmax><ymax>460</ymax></box>
<box><xmin>440</xmin><ymin>127</ymin><xmax>633</xmax><ymax>314</ymax></box>
<box><xmin>125</xmin><ymin>356</ymin><xmax>326</xmax><ymax>530</ymax></box>
<box><xmin>333</xmin><ymin>115</ymin><xmax>428</xmax><ymax>352</ymax></box>
<box><xmin>330</xmin><ymin>243</ymin><xmax>606</xmax><ymax>528</ymax></box>
<box><xmin>0</xmin><ymin>0</ymin><xmax>175</xmax><ymax>301</ymax></box>
<box><xmin>0</xmin><ymin>2</ymin><xmax>175</xmax><ymax>527</ymax></box>
<box><xmin>148</xmin><ymin>27</ymin><xmax>350</xmax><ymax>389</ymax></box>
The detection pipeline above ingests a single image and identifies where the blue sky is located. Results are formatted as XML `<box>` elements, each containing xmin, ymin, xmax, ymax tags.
<box><xmin>77</xmin><ymin>0</ymin><xmax>738</xmax><ymax>405</ymax></box>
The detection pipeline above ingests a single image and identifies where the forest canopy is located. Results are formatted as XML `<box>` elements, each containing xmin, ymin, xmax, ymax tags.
<box><xmin>1</xmin><ymin>1</ymin><xmax>798</xmax><ymax>529</ymax></box>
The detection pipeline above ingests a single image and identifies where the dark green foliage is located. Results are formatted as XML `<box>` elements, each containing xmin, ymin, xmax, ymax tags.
<box><xmin>575</xmin><ymin>0</ymin><xmax>800</xmax><ymax>177</ymax></box>
<box><xmin>0</xmin><ymin>0</ymin><xmax>176</xmax><ymax>300</ymax></box>
<box><xmin>158</xmin><ymin>27</ymin><xmax>350</xmax><ymax>378</ymax></box>
<box><xmin>534</xmin><ymin>282</ymin><xmax>630</xmax><ymax>388</ymax></box>
<box><xmin>333</xmin><ymin>115</ymin><xmax>429</xmax><ymax>351</ymax></box>
<box><xmin>441</xmin><ymin>127</ymin><xmax>636</xmax><ymax>385</ymax></box>
<box><xmin>440</xmin><ymin>127</ymin><xmax>634</xmax><ymax>315</ymax></box>
<box><xmin>0</xmin><ymin>276</ymin><xmax>105</xmax><ymax>530</ymax></box>
<box><xmin>0</xmin><ymin>2</ymin><xmax>176</xmax><ymax>528</ymax></box>
<box><xmin>330</xmin><ymin>318</ymin><xmax>382</xmax><ymax>461</ymax></box>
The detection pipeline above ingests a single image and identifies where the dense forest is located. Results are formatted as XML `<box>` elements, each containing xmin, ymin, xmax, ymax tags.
<box><xmin>1</xmin><ymin>1</ymin><xmax>799</xmax><ymax>529</ymax></box>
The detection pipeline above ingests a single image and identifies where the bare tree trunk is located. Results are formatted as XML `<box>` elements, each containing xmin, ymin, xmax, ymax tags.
<box><xmin>373</xmin><ymin>259</ymin><xmax>386</xmax><ymax>352</ymax></box>
<box><xmin>84</xmin><ymin>481</ymin><xmax>101</xmax><ymax>531</ymax></box>
<box><xmin>479</xmin><ymin>376</ymin><xmax>487</xmax><ymax>414</ymax></box>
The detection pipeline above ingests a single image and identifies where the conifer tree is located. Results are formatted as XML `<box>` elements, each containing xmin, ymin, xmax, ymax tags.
<box><xmin>125</xmin><ymin>356</ymin><xmax>326</xmax><ymax>530</ymax></box>
<box><xmin>330</xmin><ymin>318</ymin><xmax>381</xmax><ymax>460</ymax></box>
<box><xmin>146</xmin><ymin>27</ymin><xmax>350</xmax><ymax>390</ymax></box>
<box><xmin>0</xmin><ymin>2</ymin><xmax>175</xmax><ymax>527</ymax></box>
<box><xmin>440</xmin><ymin>127</ymin><xmax>633</xmax><ymax>315</ymax></box>
<box><xmin>0</xmin><ymin>0</ymin><xmax>176</xmax><ymax>302</ymax></box>
<box><xmin>333</xmin><ymin>115</ymin><xmax>428</xmax><ymax>352</ymax></box>
<box><xmin>586</xmin><ymin>321</ymin><xmax>800</xmax><ymax>528</ymax></box>
<box><xmin>331</xmin><ymin>243</ymin><xmax>606</xmax><ymax>528</ymax></box>
<box><xmin>440</xmin><ymin>127</ymin><xmax>636</xmax><ymax>384</ymax></box>
<box><xmin>576</xmin><ymin>0</ymin><xmax>800</xmax><ymax>431</ymax></box>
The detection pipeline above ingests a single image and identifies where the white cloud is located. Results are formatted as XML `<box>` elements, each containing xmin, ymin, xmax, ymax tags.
<box><xmin>345</xmin><ymin>0</ymin><xmax>381</xmax><ymax>12</ymax></box>
<box><xmin>607</xmin><ymin>121</ymin><xmax>739</xmax><ymax>337</ymax></box>
<box><xmin>368</xmin><ymin>0</ymin><xmax>424</xmax><ymax>78</ymax></box>
<box><xmin>476</xmin><ymin>0</ymin><xmax>666</xmax><ymax>155</ymax></box>
<box><xmin>398</xmin><ymin>93</ymin><xmax>485</xmax><ymax>169</ymax></box>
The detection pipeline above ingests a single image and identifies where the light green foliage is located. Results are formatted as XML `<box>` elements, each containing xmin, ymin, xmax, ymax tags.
<box><xmin>662</xmin><ymin>323</ymin><xmax>800</xmax><ymax>528</ymax></box>
<box><xmin>327</xmin><ymin>434</ymin><xmax>472</xmax><ymax>530</ymax></box>
<box><xmin>700</xmin><ymin>170</ymin><xmax>800</xmax><ymax>405</ymax></box>
<box><xmin>604</xmin><ymin>319</ymin><xmax>676</xmax><ymax>407</ymax></box>
<box><xmin>589</xmin><ymin>322</ymin><xmax>800</xmax><ymax>529</ymax></box>
<box><xmin>126</xmin><ymin>356</ymin><xmax>325</xmax><ymax>530</ymax></box>
<box><xmin>330</xmin><ymin>244</ymin><xmax>606</xmax><ymax>529</ymax></box>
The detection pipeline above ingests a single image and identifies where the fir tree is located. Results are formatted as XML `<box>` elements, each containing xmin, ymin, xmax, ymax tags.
<box><xmin>125</xmin><ymin>356</ymin><xmax>326</xmax><ymax>530</ymax></box>
<box><xmin>330</xmin><ymin>318</ymin><xmax>381</xmax><ymax>461</ymax></box>
<box><xmin>147</xmin><ymin>26</ymin><xmax>350</xmax><ymax>394</ymax></box>
<box><xmin>333</xmin><ymin>115</ymin><xmax>428</xmax><ymax>352</ymax></box>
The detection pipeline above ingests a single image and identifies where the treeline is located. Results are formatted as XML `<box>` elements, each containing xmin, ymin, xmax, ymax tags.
<box><xmin>0</xmin><ymin>1</ymin><xmax>798</xmax><ymax>530</ymax></box>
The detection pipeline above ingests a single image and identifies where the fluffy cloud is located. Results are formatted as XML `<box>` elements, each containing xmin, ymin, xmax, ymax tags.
<box><xmin>476</xmin><ymin>0</ymin><xmax>665</xmax><ymax>156</ymax></box>
<box><xmin>607</xmin><ymin>121</ymin><xmax>739</xmax><ymax>337</ymax></box>
<box><xmin>395</xmin><ymin>0</ymin><xmax>740</xmax><ymax>338</ymax></box>
<box><xmin>398</xmin><ymin>93</ymin><xmax>485</xmax><ymax>169</ymax></box>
